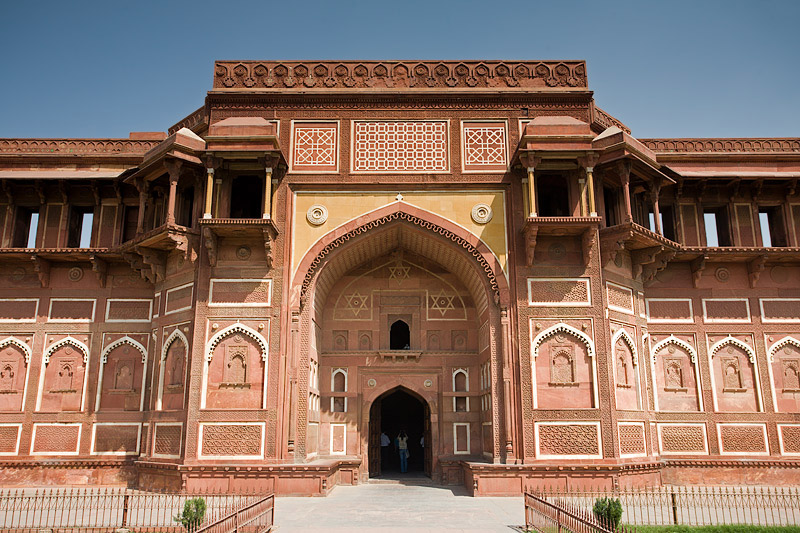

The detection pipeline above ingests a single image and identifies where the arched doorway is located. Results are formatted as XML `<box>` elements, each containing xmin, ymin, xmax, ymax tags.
<box><xmin>368</xmin><ymin>387</ymin><xmax>431</xmax><ymax>477</ymax></box>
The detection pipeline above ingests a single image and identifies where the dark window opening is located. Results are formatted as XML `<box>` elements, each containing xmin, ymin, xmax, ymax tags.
<box><xmin>661</xmin><ymin>205</ymin><xmax>676</xmax><ymax>241</ymax></box>
<box><xmin>703</xmin><ymin>207</ymin><xmax>731</xmax><ymax>247</ymax></box>
<box><xmin>603</xmin><ymin>187</ymin><xmax>619</xmax><ymax>227</ymax></box>
<box><xmin>759</xmin><ymin>206</ymin><xmax>787</xmax><ymax>247</ymax></box>
<box><xmin>177</xmin><ymin>186</ymin><xmax>194</xmax><ymax>227</ymax></box>
<box><xmin>12</xmin><ymin>207</ymin><xmax>38</xmax><ymax>248</ymax></box>
<box><xmin>537</xmin><ymin>173</ymin><xmax>570</xmax><ymax>217</ymax></box>
<box><xmin>122</xmin><ymin>205</ymin><xmax>139</xmax><ymax>242</ymax></box>
<box><xmin>390</xmin><ymin>320</ymin><xmax>410</xmax><ymax>350</ymax></box>
<box><xmin>67</xmin><ymin>206</ymin><xmax>94</xmax><ymax>248</ymax></box>
<box><xmin>230</xmin><ymin>175</ymin><xmax>263</xmax><ymax>219</ymax></box>
<box><xmin>454</xmin><ymin>371</ymin><xmax>468</xmax><ymax>412</ymax></box>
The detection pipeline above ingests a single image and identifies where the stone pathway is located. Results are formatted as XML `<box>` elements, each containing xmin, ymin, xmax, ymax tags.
<box><xmin>273</xmin><ymin>478</ymin><xmax>525</xmax><ymax>532</ymax></box>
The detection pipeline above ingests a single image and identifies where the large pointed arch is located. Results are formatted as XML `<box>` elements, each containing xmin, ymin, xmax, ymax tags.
<box><xmin>611</xmin><ymin>328</ymin><xmax>638</xmax><ymax>365</ymax></box>
<box><xmin>650</xmin><ymin>335</ymin><xmax>697</xmax><ymax>363</ymax></box>
<box><xmin>101</xmin><ymin>336</ymin><xmax>147</xmax><ymax>364</ymax></box>
<box><xmin>708</xmin><ymin>335</ymin><xmax>756</xmax><ymax>363</ymax></box>
<box><xmin>44</xmin><ymin>336</ymin><xmax>90</xmax><ymax>364</ymax></box>
<box><xmin>531</xmin><ymin>322</ymin><xmax>595</xmax><ymax>358</ymax></box>
<box><xmin>291</xmin><ymin>201</ymin><xmax>509</xmax><ymax>309</ymax></box>
<box><xmin>156</xmin><ymin>328</ymin><xmax>190</xmax><ymax>411</ymax></box>
<box><xmin>206</xmin><ymin>323</ymin><xmax>268</xmax><ymax>362</ymax></box>
<box><xmin>0</xmin><ymin>337</ymin><xmax>32</xmax><ymax>363</ymax></box>
<box><xmin>161</xmin><ymin>328</ymin><xmax>189</xmax><ymax>361</ymax></box>
<box><xmin>768</xmin><ymin>336</ymin><xmax>800</xmax><ymax>362</ymax></box>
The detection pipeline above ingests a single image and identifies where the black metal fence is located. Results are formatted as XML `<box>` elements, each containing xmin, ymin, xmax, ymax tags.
<box><xmin>0</xmin><ymin>487</ymin><xmax>267</xmax><ymax>532</ymax></box>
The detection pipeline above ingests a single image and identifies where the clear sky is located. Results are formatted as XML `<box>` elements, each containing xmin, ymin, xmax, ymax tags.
<box><xmin>1</xmin><ymin>0</ymin><xmax>797</xmax><ymax>139</ymax></box>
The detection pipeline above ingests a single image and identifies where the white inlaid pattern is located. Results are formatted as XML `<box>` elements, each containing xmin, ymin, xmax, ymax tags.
<box><xmin>464</xmin><ymin>125</ymin><xmax>506</xmax><ymax>166</ymax></box>
<box><xmin>353</xmin><ymin>121</ymin><xmax>448</xmax><ymax>172</ymax></box>
<box><xmin>294</xmin><ymin>126</ymin><xmax>337</xmax><ymax>167</ymax></box>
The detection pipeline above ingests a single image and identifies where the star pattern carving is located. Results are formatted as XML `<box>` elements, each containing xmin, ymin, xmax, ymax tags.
<box><xmin>388</xmin><ymin>263</ymin><xmax>410</xmax><ymax>284</ymax></box>
<box><xmin>343</xmin><ymin>292</ymin><xmax>369</xmax><ymax>317</ymax></box>
<box><xmin>430</xmin><ymin>289</ymin><xmax>455</xmax><ymax>316</ymax></box>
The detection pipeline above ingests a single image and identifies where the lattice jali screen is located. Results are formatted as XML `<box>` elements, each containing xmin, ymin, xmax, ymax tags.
<box><xmin>462</xmin><ymin>122</ymin><xmax>507</xmax><ymax>171</ymax></box>
<box><xmin>353</xmin><ymin>121</ymin><xmax>448</xmax><ymax>172</ymax></box>
<box><xmin>292</xmin><ymin>123</ymin><xmax>338</xmax><ymax>172</ymax></box>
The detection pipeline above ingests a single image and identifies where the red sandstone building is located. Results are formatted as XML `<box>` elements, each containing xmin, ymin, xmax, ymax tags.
<box><xmin>0</xmin><ymin>60</ymin><xmax>798</xmax><ymax>495</ymax></box>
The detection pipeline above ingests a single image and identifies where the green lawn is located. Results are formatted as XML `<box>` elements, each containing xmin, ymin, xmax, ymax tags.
<box><xmin>632</xmin><ymin>526</ymin><xmax>800</xmax><ymax>533</ymax></box>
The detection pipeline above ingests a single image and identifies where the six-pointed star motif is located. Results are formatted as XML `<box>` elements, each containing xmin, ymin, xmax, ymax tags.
<box><xmin>388</xmin><ymin>263</ymin><xmax>410</xmax><ymax>284</ymax></box>
<box><xmin>344</xmin><ymin>292</ymin><xmax>369</xmax><ymax>316</ymax></box>
<box><xmin>430</xmin><ymin>289</ymin><xmax>455</xmax><ymax>316</ymax></box>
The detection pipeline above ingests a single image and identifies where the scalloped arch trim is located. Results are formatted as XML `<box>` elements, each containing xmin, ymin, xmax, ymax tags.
<box><xmin>44</xmin><ymin>336</ymin><xmax>90</xmax><ymax>364</ymax></box>
<box><xmin>767</xmin><ymin>336</ymin><xmax>800</xmax><ymax>362</ymax></box>
<box><xmin>611</xmin><ymin>328</ymin><xmax>638</xmax><ymax>365</ymax></box>
<box><xmin>161</xmin><ymin>329</ymin><xmax>189</xmax><ymax>361</ymax></box>
<box><xmin>0</xmin><ymin>337</ymin><xmax>32</xmax><ymax>363</ymax></box>
<box><xmin>531</xmin><ymin>323</ymin><xmax>595</xmax><ymax>358</ymax></box>
<box><xmin>101</xmin><ymin>336</ymin><xmax>148</xmax><ymax>364</ymax></box>
<box><xmin>206</xmin><ymin>323</ymin><xmax>268</xmax><ymax>362</ymax></box>
<box><xmin>708</xmin><ymin>335</ymin><xmax>755</xmax><ymax>363</ymax></box>
<box><xmin>650</xmin><ymin>335</ymin><xmax>697</xmax><ymax>363</ymax></box>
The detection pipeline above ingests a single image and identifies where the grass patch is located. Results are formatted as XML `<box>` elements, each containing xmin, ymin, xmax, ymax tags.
<box><xmin>632</xmin><ymin>526</ymin><xmax>800</xmax><ymax>533</ymax></box>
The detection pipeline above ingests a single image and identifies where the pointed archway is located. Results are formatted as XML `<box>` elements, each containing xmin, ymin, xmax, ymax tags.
<box><xmin>368</xmin><ymin>386</ymin><xmax>431</xmax><ymax>478</ymax></box>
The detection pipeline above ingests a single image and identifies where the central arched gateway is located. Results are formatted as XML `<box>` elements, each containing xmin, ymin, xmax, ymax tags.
<box><xmin>290</xmin><ymin>202</ymin><xmax>515</xmax><ymax>482</ymax></box>
<box><xmin>368</xmin><ymin>386</ymin><xmax>431</xmax><ymax>477</ymax></box>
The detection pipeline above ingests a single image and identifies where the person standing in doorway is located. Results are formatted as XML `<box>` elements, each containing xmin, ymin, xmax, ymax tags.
<box><xmin>396</xmin><ymin>430</ymin><xmax>409</xmax><ymax>473</ymax></box>
<box><xmin>380</xmin><ymin>431</ymin><xmax>390</xmax><ymax>471</ymax></box>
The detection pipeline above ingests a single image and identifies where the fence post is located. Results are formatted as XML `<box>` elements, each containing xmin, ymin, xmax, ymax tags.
<box><xmin>671</xmin><ymin>490</ymin><xmax>678</xmax><ymax>525</ymax></box>
<box><xmin>121</xmin><ymin>492</ymin><xmax>130</xmax><ymax>527</ymax></box>
<box><xmin>234</xmin><ymin>507</ymin><xmax>239</xmax><ymax>533</ymax></box>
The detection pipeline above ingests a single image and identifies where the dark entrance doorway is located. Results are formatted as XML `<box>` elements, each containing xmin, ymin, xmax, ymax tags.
<box><xmin>368</xmin><ymin>388</ymin><xmax>431</xmax><ymax>477</ymax></box>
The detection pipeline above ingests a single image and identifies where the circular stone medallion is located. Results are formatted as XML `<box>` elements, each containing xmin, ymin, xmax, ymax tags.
<box><xmin>367</xmin><ymin>378</ymin><xmax>377</xmax><ymax>387</ymax></box>
<box><xmin>236</xmin><ymin>246</ymin><xmax>252</xmax><ymax>260</ymax></box>
<box><xmin>424</xmin><ymin>379</ymin><xmax>433</xmax><ymax>388</ymax></box>
<box><xmin>471</xmin><ymin>203</ymin><xmax>493</xmax><ymax>224</ymax></box>
<box><xmin>68</xmin><ymin>267</ymin><xmax>84</xmax><ymax>282</ymax></box>
<box><xmin>307</xmin><ymin>205</ymin><xmax>328</xmax><ymax>226</ymax></box>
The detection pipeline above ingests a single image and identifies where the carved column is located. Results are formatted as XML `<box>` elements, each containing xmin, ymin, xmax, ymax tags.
<box><xmin>586</xmin><ymin>166</ymin><xmax>597</xmax><ymax>217</ymax></box>
<box><xmin>203</xmin><ymin>168</ymin><xmax>215</xmax><ymax>219</ymax></box>
<box><xmin>579</xmin><ymin>177</ymin><xmax>588</xmax><ymax>216</ymax></box>
<box><xmin>650</xmin><ymin>177</ymin><xmax>663</xmax><ymax>235</ymax></box>
<box><xmin>526</xmin><ymin>167</ymin><xmax>537</xmax><ymax>217</ymax></box>
<box><xmin>135</xmin><ymin>179</ymin><xmax>149</xmax><ymax>234</ymax></box>
<box><xmin>164</xmin><ymin>160</ymin><xmax>182</xmax><ymax>226</ymax></box>
<box><xmin>263</xmin><ymin>167</ymin><xmax>273</xmax><ymax>219</ymax></box>
<box><xmin>619</xmin><ymin>161</ymin><xmax>633</xmax><ymax>223</ymax></box>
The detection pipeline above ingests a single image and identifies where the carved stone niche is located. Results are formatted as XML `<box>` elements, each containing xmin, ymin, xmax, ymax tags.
<box><xmin>663</xmin><ymin>357</ymin><xmax>687</xmax><ymax>392</ymax></box>
<box><xmin>721</xmin><ymin>356</ymin><xmax>747</xmax><ymax>393</ymax></box>
<box><xmin>615</xmin><ymin>340</ymin><xmax>632</xmax><ymax>389</ymax></box>
<box><xmin>220</xmin><ymin>344</ymin><xmax>250</xmax><ymax>389</ymax></box>
<box><xmin>782</xmin><ymin>358</ymin><xmax>800</xmax><ymax>392</ymax></box>
<box><xmin>549</xmin><ymin>345</ymin><xmax>577</xmax><ymax>386</ymax></box>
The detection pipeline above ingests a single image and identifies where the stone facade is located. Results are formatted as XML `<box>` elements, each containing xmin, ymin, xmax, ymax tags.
<box><xmin>0</xmin><ymin>59</ymin><xmax>798</xmax><ymax>495</ymax></box>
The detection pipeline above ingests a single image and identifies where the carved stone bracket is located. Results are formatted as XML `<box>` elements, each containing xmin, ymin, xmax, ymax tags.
<box><xmin>748</xmin><ymin>255</ymin><xmax>767</xmax><ymax>288</ymax></box>
<box><xmin>378</xmin><ymin>350</ymin><xmax>422</xmax><ymax>363</ymax></box>
<box><xmin>630</xmin><ymin>246</ymin><xmax>662</xmax><ymax>280</ymax></box>
<box><xmin>523</xmin><ymin>225</ymin><xmax>538</xmax><ymax>267</ymax></box>
<box><xmin>31</xmin><ymin>255</ymin><xmax>50</xmax><ymax>288</ymax></box>
<box><xmin>263</xmin><ymin>227</ymin><xmax>274</xmax><ymax>270</ymax></box>
<box><xmin>90</xmin><ymin>255</ymin><xmax>107</xmax><ymax>288</ymax></box>
<box><xmin>136</xmin><ymin>246</ymin><xmax>166</xmax><ymax>283</ymax></box>
<box><xmin>203</xmin><ymin>227</ymin><xmax>218</xmax><ymax>267</ymax></box>
<box><xmin>122</xmin><ymin>252</ymin><xmax>145</xmax><ymax>279</ymax></box>
<box><xmin>582</xmin><ymin>228</ymin><xmax>596</xmax><ymax>266</ymax></box>
<box><xmin>642</xmin><ymin>249</ymin><xmax>676</xmax><ymax>283</ymax></box>
<box><xmin>690</xmin><ymin>255</ymin><xmax>708</xmax><ymax>288</ymax></box>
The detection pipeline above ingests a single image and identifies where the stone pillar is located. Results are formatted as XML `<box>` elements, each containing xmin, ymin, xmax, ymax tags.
<box><xmin>650</xmin><ymin>177</ymin><xmax>663</xmax><ymax>234</ymax></box>
<box><xmin>164</xmin><ymin>160</ymin><xmax>182</xmax><ymax>226</ymax></box>
<box><xmin>586</xmin><ymin>166</ymin><xmax>597</xmax><ymax>217</ymax></box>
<box><xmin>203</xmin><ymin>168</ymin><xmax>215</xmax><ymax>219</ymax></box>
<box><xmin>526</xmin><ymin>167</ymin><xmax>537</xmax><ymax>217</ymax></box>
<box><xmin>619</xmin><ymin>161</ymin><xmax>633</xmax><ymax>223</ymax></box>
<box><xmin>263</xmin><ymin>167</ymin><xmax>273</xmax><ymax>219</ymax></box>
<box><xmin>579</xmin><ymin>177</ymin><xmax>588</xmax><ymax>216</ymax></box>
<box><xmin>136</xmin><ymin>179</ymin><xmax>148</xmax><ymax>234</ymax></box>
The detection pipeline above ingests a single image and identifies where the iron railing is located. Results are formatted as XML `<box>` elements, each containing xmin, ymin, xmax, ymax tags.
<box><xmin>533</xmin><ymin>485</ymin><xmax>800</xmax><ymax>527</ymax></box>
<box><xmin>0</xmin><ymin>487</ymin><xmax>267</xmax><ymax>532</ymax></box>
<box><xmin>194</xmin><ymin>494</ymin><xmax>273</xmax><ymax>533</ymax></box>
<box><xmin>525</xmin><ymin>492</ymin><xmax>633</xmax><ymax>533</ymax></box>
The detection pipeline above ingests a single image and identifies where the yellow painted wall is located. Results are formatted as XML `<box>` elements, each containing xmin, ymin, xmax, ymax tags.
<box><xmin>292</xmin><ymin>191</ymin><xmax>507</xmax><ymax>278</ymax></box>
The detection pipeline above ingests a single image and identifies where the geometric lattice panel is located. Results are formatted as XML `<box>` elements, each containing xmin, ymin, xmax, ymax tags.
<box><xmin>353</xmin><ymin>121</ymin><xmax>448</xmax><ymax>172</ymax></box>
<box><xmin>462</xmin><ymin>122</ymin><xmax>507</xmax><ymax>172</ymax></box>
<box><xmin>536</xmin><ymin>422</ymin><xmax>601</xmax><ymax>458</ymax></box>
<box><xmin>200</xmin><ymin>423</ymin><xmax>263</xmax><ymax>458</ymax></box>
<box><xmin>718</xmin><ymin>424</ymin><xmax>767</xmax><ymax>455</ymax></box>
<box><xmin>618</xmin><ymin>422</ymin><xmax>646</xmax><ymax>457</ymax></box>
<box><xmin>31</xmin><ymin>423</ymin><xmax>81</xmax><ymax>455</ymax></box>
<box><xmin>292</xmin><ymin>122</ymin><xmax>338</xmax><ymax>172</ymax></box>
<box><xmin>658</xmin><ymin>423</ymin><xmax>707</xmax><ymax>455</ymax></box>
<box><xmin>93</xmin><ymin>423</ymin><xmax>140</xmax><ymax>455</ymax></box>
<box><xmin>0</xmin><ymin>425</ymin><xmax>20</xmax><ymax>455</ymax></box>
<box><xmin>779</xmin><ymin>424</ymin><xmax>800</xmax><ymax>455</ymax></box>
<box><xmin>153</xmin><ymin>423</ymin><xmax>182</xmax><ymax>458</ymax></box>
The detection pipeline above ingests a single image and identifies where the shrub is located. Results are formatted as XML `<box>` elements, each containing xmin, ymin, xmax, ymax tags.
<box><xmin>174</xmin><ymin>497</ymin><xmax>207</xmax><ymax>531</ymax></box>
<box><xmin>593</xmin><ymin>497</ymin><xmax>623</xmax><ymax>529</ymax></box>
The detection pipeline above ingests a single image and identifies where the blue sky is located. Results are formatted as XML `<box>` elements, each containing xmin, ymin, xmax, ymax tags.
<box><xmin>1</xmin><ymin>0</ymin><xmax>798</xmax><ymax>139</ymax></box>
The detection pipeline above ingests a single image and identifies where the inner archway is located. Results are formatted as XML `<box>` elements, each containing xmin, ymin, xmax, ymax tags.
<box><xmin>369</xmin><ymin>388</ymin><xmax>430</xmax><ymax>478</ymax></box>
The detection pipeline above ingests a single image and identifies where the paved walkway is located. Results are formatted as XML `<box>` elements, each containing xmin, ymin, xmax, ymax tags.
<box><xmin>274</xmin><ymin>478</ymin><xmax>525</xmax><ymax>532</ymax></box>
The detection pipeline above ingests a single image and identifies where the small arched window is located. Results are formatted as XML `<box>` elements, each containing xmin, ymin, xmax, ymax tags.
<box><xmin>390</xmin><ymin>320</ymin><xmax>410</xmax><ymax>350</ymax></box>
<box><xmin>332</xmin><ymin>369</ymin><xmax>347</xmax><ymax>413</ymax></box>
<box><xmin>453</xmin><ymin>369</ymin><xmax>468</xmax><ymax>412</ymax></box>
